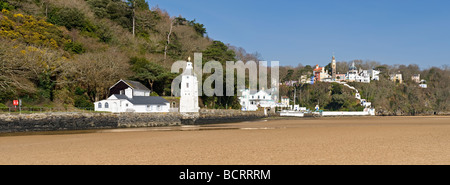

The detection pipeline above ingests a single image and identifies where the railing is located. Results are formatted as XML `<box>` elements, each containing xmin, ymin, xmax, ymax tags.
<box><xmin>0</xmin><ymin>107</ymin><xmax>95</xmax><ymax>114</ymax></box>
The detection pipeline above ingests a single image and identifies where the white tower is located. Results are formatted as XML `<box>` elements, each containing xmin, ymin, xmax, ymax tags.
<box><xmin>180</xmin><ymin>56</ymin><xmax>199</xmax><ymax>113</ymax></box>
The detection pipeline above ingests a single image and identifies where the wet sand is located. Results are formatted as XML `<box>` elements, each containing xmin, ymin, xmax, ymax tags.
<box><xmin>1</xmin><ymin>116</ymin><xmax>449</xmax><ymax>165</ymax></box>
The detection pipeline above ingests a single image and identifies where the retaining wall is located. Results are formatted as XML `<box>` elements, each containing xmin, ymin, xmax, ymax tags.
<box><xmin>0</xmin><ymin>110</ymin><xmax>276</xmax><ymax>133</ymax></box>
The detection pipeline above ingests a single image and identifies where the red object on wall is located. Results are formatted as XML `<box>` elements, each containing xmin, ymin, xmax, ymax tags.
<box><xmin>13</xmin><ymin>100</ymin><xmax>19</xmax><ymax>106</ymax></box>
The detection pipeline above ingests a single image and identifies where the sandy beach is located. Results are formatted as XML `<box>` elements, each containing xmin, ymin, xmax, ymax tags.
<box><xmin>1</xmin><ymin>116</ymin><xmax>449</xmax><ymax>165</ymax></box>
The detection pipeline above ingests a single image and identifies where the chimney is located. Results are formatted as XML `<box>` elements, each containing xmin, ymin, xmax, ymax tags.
<box><xmin>125</xmin><ymin>87</ymin><xmax>133</xmax><ymax>99</ymax></box>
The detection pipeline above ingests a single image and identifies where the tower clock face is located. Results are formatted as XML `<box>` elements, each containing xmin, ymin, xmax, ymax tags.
<box><xmin>332</xmin><ymin>63</ymin><xmax>336</xmax><ymax>68</ymax></box>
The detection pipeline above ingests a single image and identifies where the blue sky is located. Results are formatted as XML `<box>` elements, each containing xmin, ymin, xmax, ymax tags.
<box><xmin>148</xmin><ymin>0</ymin><xmax>449</xmax><ymax>69</ymax></box>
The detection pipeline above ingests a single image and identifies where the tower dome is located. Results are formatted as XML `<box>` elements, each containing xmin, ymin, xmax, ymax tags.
<box><xmin>349</xmin><ymin>61</ymin><xmax>357</xmax><ymax>70</ymax></box>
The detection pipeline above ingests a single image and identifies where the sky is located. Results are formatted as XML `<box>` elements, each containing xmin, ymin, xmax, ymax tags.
<box><xmin>148</xmin><ymin>0</ymin><xmax>450</xmax><ymax>69</ymax></box>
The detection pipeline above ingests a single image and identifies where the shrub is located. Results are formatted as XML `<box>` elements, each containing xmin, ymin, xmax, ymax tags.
<box><xmin>64</xmin><ymin>41</ymin><xmax>85</xmax><ymax>54</ymax></box>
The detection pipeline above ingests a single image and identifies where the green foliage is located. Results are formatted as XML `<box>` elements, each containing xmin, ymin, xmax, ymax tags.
<box><xmin>130</xmin><ymin>57</ymin><xmax>174</xmax><ymax>95</ymax></box>
<box><xmin>74</xmin><ymin>86</ymin><xmax>93</xmax><ymax>108</ymax></box>
<box><xmin>127</xmin><ymin>0</ymin><xmax>149</xmax><ymax>10</ymax></box>
<box><xmin>0</xmin><ymin>102</ymin><xmax>7</xmax><ymax>108</ymax></box>
<box><xmin>191</xmin><ymin>20</ymin><xmax>206</xmax><ymax>37</ymax></box>
<box><xmin>289</xmin><ymin>82</ymin><xmax>364</xmax><ymax>111</ymax></box>
<box><xmin>37</xmin><ymin>71</ymin><xmax>55</xmax><ymax>100</ymax></box>
<box><xmin>47</xmin><ymin>7</ymin><xmax>89</xmax><ymax>31</ymax></box>
<box><xmin>87</xmin><ymin>0</ymin><xmax>132</xmax><ymax>29</ymax></box>
<box><xmin>64</xmin><ymin>41</ymin><xmax>85</xmax><ymax>54</ymax></box>
<box><xmin>283</xmin><ymin>69</ymin><xmax>294</xmax><ymax>82</ymax></box>
<box><xmin>174</xmin><ymin>17</ymin><xmax>206</xmax><ymax>36</ymax></box>
<box><xmin>0</xmin><ymin>1</ymin><xmax>14</xmax><ymax>11</ymax></box>
<box><xmin>200</xmin><ymin>40</ymin><xmax>241</xmax><ymax>109</ymax></box>
<box><xmin>203</xmin><ymin>41</ymin><xmax>236</xmax><ymax>63</ymax></box>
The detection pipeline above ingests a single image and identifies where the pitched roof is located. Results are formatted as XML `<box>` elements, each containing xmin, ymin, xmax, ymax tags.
<box><xmin>111</xmin><ymin>94</ymin><xmax>169</xmax><ymax>105</ymax></box>
<box><xmin>110</xmin><ymin>79</ymin><xmax>150</xmax><ymax>92</ymax></box>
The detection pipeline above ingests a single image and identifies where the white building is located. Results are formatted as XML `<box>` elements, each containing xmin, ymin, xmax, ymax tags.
<box><xmin>179</xmin><ymin>57</ymin><xmax>200</xmax><ymax>113</ymax></box>
<box><xmin>346</xmin><ymin>62</ymin><xmax>372</xmax><ymax>83</ymax></box>
<box><xmin>346</xmin><ymin>62</ymin><xmax>358</xmax><ymax>82</ymax></box>
<box><xmin>411</xmin><ymin>74</ymin><xmax>421</xmax><ymax>83</ymax></box>
<box><xmin>390</xmin><ymin>73</ymin><xmax>403</xmax><ymax>84</ymax></box>
<box><xmin>355</xmin><ymin>69</ymin><xmax>371</xmax><ymax>83</ymax></box>
<box><xmin>239</xmin><ymin>89</ymin><xmax>278</xmax><ymax>111</ymax></box>
<box><xmin>369</xmin><ymin>69</ymin><xmax>380</xmax><ymax>81</ymax></box>
<box><xmin>281</xmin><ymin>96</ymin><xmax>289</xmax><ymax>107</ymax></box>
<box><xmin>419</xmin><ymin>80</ymin><xmax>427</xmax><ymax>88</ymax></box>
<box><xmin>94</xmin><ymin>79</ymin><xmax>170</xmax><ymax>113</ymax></box>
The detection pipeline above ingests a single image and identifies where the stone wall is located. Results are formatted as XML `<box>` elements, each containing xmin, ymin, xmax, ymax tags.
<box><xmin>0</xmin><ymin>112</ymin><xmax>181</xmax><ymax>133</ymax></box>
<box><xmin>117</xmin><ymin>112</ymin><xmax>181</xmax><ymax>127</ymax></box>
<box><xmin>0</xmin><ymin>110</ymin><xmax>276</xmax><ymax>133</ymax></box>
<box><xmin>0</xmin><ymin>113</ymin><xmax>118</xmax><ymax>133</ymax></box>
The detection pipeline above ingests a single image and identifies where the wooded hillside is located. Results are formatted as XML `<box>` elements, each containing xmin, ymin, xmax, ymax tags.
<box><xmin>0</xmin><ymin>0</ymin><xmax>448</xmax><ymax>115</ymax></box>
<box><xmin>0</xmin><ymin>0</ymin><xmax>259</xmax><ymax>109</ymax></box>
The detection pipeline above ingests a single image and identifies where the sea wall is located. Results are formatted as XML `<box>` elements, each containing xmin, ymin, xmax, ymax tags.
<box><xmin>0</xmin><ymin>110</ymin><xmax>276</xmax><ymax>133</ymax></box>
<box><xmin>0</xmin><ymin>112</ymin><xmax>181</xmax><ymax>133</ymax></box>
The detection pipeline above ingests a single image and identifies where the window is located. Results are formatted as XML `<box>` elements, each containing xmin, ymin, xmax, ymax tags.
<box><xmin>157</xmin><ymin>105</ymin><xmax>161</xmax><ymax>111</ymax></box>
<box><xmin>186</xmin><ymin>83</ymin><xmax>189</xmax><ymax>88</ymax></box>
<box><xmin>98</xmin><ymin>102</ymin><xmax>102</xmax><ymax>108</ymax></box>
<box><xmin>105</xmin><ymin>102</ymin><xmax>109</xmax><ymax>108</ymax></box>
<box><xmin>125</xmin><ymin>103</ymin><xmax>128</xmax><ymax>107</ymax></box>
<box><xmin>147</xmin><ymin>105</ymin><xmax>152</xmax><ymax>111</ymax></box>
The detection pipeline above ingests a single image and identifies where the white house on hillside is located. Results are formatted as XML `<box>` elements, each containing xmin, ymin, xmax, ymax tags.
<box><xmin>94</xmin><ymin>79</ymin><xmax>170</xmax><ymax>113</ymax></box>
<box><xmin>369</xmin><ymin>69</ymin><xmax>380</xmax><ymax>81</ymax></box>
<box><xmin>239</xmin><ymin>89</ymin><xmax>278</xmax><ymax>111</ymax></box>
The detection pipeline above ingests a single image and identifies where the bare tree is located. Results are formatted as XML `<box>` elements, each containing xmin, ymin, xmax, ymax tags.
<box><xmin>164</xmin><ymin>18</ymin><xmax>175</xmax><ymax>63</ymax></box>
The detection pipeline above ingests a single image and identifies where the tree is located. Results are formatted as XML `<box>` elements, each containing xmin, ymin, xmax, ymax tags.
<box><xmin>63</xmin><ymin>48</ymin><xmax>131</xmax><ymax>102</ymax></box>
<box><xmin>203</xmin><ymin>41</ymin><xmax>236</xmax><ymax>63</ymax></box>
<box><xmin>164</xmin><ymin>18</ymin><xmax>175</xmax><ymax>63</ymax></box>
<box><xmin>130</xmin><ymin>57</ymin><xmax>171</xmax><ymax>92</ymax></box>
<box><xmin>126</xmin><ymin>0</ymin><xmax>150</xmax><ymax>37</ymax></box>
<box><xmin>201</xmin><ymin>40</ymin><xmax>240</xmax><ymax>109</ymax></box>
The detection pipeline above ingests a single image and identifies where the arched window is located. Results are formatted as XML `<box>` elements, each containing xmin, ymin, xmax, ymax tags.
<box><xmin>105</xmin><ymin>102</ymin><xmax>109</xmax><ymax>108</ymax></box>
<box><xmin>98</xmin><ymin>102</ymin><xmax>102</xmax><ymax>108</ymax></box>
